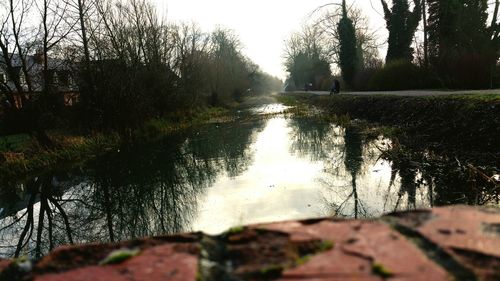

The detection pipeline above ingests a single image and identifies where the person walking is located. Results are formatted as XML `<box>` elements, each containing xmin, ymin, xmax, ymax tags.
<box><xmin>334</xmin><ymin>79</ymin><xmax>340</xmax><ymax>94</ymax></box>
<box><xmin>330</xmin><ymin>80</ymin><xmax>336</xmax><ymax>96</ymax></box>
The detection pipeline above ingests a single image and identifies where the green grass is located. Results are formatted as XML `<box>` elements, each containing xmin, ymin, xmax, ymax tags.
<box><xmin>226</xmin><ymin>226</ymin><xmax>245</xmax><ymax>235</ymax></box>
<box><xmin>99</xmin><ymin>249</ymin><xmax>140</xmax><ymax>265</ymax></box>
<box><xmin>0</xmin><ymin>133</ymin><xmax>120</xmax><ymax>182</ymax></box>
<box><xmin>317</xmin><ymin>240</ymin><xmax>334</xmax><ymax>252</ymax></box>
<box><xmin>446</xmin><ymin>93</ymin><xmax>500</xmax><ymax>101</ymax></box>
<box><xmin>0</xmin><ymin>106</ymin><xmax>233</xmax><ymax>183</ymax></box>
<box><xmin>372</xmin><ymin>262</ymin><xmax>393</xmax><ymax>278</ymax></box>
<box><xmin>276</xmin><ymin>94</ymin><xmax>303</xmax><ymax>106</ymax></box>
<box><xmin>295</xmin><ymin>255</ymin><xmax>311</xmax><ymax>266</ymax></box>
<box><xmin>0</xmin><ymin>134</ymin><xmax>30</xmax><ymax>152</ymax></box>
<box><xmin>259</xmin><ymin>264</ymin><xmax>284</xmax><ymax>276</ymax></box>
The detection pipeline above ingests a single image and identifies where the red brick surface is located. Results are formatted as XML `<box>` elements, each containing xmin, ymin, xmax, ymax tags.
<box><xmin>34</xmin><ymin>244</ymin><xmax>199</xmax><ymax>281</ymax></box>
<box><xmin>0</xmin><ymin>259</ymin><xmax>12</xmax><ymax>272</ymax></box>
<box><xmin>260</xmin><ymin>220</ymin><xmax>450</xmax><ymax>281</ymax></box>
<box><xmin>418</xmin><ymin>207</ymin><xmax>500</xmax><ymax>256</ymax></box>
<box><xmin>390</xmin><ymin>206</ymin><xmax>500</xmax><ymax>280</ymax></box>
<box><xmin>1</xmin><ymin>206</ymin><xmax>499</xmax><ymax>281</ymax></box>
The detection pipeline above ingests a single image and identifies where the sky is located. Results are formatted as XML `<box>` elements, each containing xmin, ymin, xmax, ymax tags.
<box><xmin>155</xmin><ymin>0</ymin><xmax>389</xmax><ymax>80</ymax></box>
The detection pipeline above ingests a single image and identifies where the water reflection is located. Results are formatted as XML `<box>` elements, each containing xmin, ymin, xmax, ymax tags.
<box><xmin>287</xmin><ymin>119</ymin><xmax>433</xmax><ymax>219</ymax></box>
<box><xmin>0</xmin><ymin>114</ymin><xmax>497</xmax><ymax>258</ymax></box>
<box><xmin>0</xmin><ymin>175</ymin><xmax>79</xmax><ymax>258</ymax></box>
<box><xmin>0</xmin><ymin>120</ymin><xmax>264</xmax><ymax>257</ymax></box>
<box><xmin>343</xmin><ymin>128</ymin><xmax>364</xmax><ymax>219</ymax></box>
<box><xmin>288</xmin><ymin>118</ymin><xmax>343</xmax><ymax>162</ymax></box>
<box><xmin>192</xmin><ymin>118</ymin><xmax>326</xmax><ymax>233</ymax></box>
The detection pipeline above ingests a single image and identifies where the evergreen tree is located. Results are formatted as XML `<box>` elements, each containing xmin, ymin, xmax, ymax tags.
<box><xmin>427</xmin><ymin>0</ymin><xmax>489</xmax><ymax>59</ymax></box>
<box><xmin>337</xmin><ymin>0</ymin><xmax>359</xmax><ymax>88</ymax></box>
<box><xmin>381</xmin><ymin>0</ymin><xmax>421</xmax><ymax>62</ymax></box>
<box><xmin>427</xmin><ymin>0</ymin><xmax>494</xmax><ymax>88</ymax></box>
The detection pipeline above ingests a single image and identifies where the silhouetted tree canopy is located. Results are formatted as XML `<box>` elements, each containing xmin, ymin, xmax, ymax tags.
<box><xmin>427</xmin><ymin>0</ymin><xmax>499</xmax><ymax>88</ymax></box>
<box><xmin>0</xmin><ymin>0</ymin><xmax>281</xmax><ymax>135</ymax></box>
<box><xmin>284</xmin><ymin>26</ymin><xmax>331</xmax><ymax>90</ymax></box>
<box><xmin>337</xmin><ymin>0</ymin><xmax>359</xmax><ymax>87</ymax></box>
<box><xmin>381</xmin><ymin>0</ymin><xmax>421</xmax><ymax>62</ymax></box>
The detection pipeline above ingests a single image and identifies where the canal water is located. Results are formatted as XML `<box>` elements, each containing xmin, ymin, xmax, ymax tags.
<box><xmin>0</xmin><ymin>104</ymin><xmax>466</xmax><ymax>258</ymax></box>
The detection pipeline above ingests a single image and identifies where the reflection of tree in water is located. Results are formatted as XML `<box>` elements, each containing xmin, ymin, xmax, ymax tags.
<box><xmin>0</xmin><ymin>120</ymin><xmax>264</xmax><ymax>258</ymax></box>
<box><xmin>187</xmin><ymin>121</ymin><xmax>264</xmax><ymax>177</ymax></box>
<box><xmin>376</xmin><ymin>140</ymin><xmax>433</xmax><ymax>213</ymax></box>
<box><xmin>329</xmin><ymin>127</ymin><xmax>367</xmax><ymax>219</ymax></box>
<box><xmin>389</xmin><ymin>160</ymin><xmax>419</xmax><ymax>211</ymax></box>
<box><xmin>287</xmin><ymin>119</ymin><xmax>368</xmax><ymax>218</ymax></box>
<box><xmin>86</xmin><ymin>135</ymin><xmax>205</xmax><ymax>242</ymax></box>
<box><xmin>384</xmin><ymin>138</ymin><xmax>500</xmax><ymax>210</ymax></box>
<box><xmin>288</xmin><ymin>118</ymin><xmax>343</xmax><ymax>162</ymax></box>
<box><xmin>288</xmin><ymin>117</ymin><xmax>438</xmax><ymax>218</ymax></box>
<box><xmin>419</xmin><ymin>160</ymin><xmax>498</xmax><ymax>207</ymax></box>
<box><xmin>0</xmin><ymin>175</ymin><xmax>78</xmax><ymax>258</ymax></box>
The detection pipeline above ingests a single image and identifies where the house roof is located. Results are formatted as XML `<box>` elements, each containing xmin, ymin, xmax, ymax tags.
<box><xmin>0</xmin><ymin>53</ymin><xmax>77</xmax><ymax>93</ymax></box>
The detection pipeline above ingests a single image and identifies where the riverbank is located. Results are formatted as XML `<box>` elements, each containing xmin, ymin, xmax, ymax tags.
<box><xmin>2</xmin><ymin>92</ymin><xmax>498</xmax><ymax>199</ymax></box>
<box><xmin>278</xmin><ymin>92</ymin><xmax>500</xmax><ymax>161</ymax></box>
<box><xmin>0</xmin><ymin>107</ymin><xmax>231</xmax><ymax>183</ymax></box>
<box><xmin>278</xmin><ymin>92</ymin><xmax>500</xmax><ymax>206</ymax></box>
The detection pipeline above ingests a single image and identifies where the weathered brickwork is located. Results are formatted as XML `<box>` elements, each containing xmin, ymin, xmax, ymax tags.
<box><xmin>0</xmin><ymin>206</ymin><xmax>498</xmax><ymax>281</ymax></box>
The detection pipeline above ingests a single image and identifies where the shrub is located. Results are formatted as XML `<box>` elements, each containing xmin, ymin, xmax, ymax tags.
<box><xmin>368</xmin><ymin>60</ymin><xmax>422</xmax><ymax>91</ymax></box>
<box><xmin>436</xmin><ymin>52</ymin><xmax>493</xmax><ymax>89</ymax></box>
<box><xmin>319</xmin><ymin>76</ymin><xmax>334</xmax><ymax>91</ymax></box>
<box><xmin>353</xmin><ymin>67</ymin><xmax>381</xmax><ymax>91</ymax></box>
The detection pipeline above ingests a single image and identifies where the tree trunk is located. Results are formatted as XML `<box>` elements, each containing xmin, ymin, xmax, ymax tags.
<box><xmin>423</xmin><ymin>0</ymin><xmax>428</xmax><ymax>68</ymax></box>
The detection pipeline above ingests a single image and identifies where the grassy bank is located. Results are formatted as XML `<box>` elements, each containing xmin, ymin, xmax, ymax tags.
<box><xmin>279</xmin><ymin>92</ymin><xmax>499</xmax><ymax>205</ymax></box>
<box><xmin>279</xmin><ymin>93</ymin><xmax>500</xmax><ymax>163</ymax></box>
<box><xmin>0</xmin><ymin>107</ymin><xmax>230</xmax><ymax>183</ymax></box>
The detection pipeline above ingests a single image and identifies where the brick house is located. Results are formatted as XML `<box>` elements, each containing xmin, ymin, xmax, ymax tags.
<box><xmin>0</xmin><ymin>52</ymin><xmax>79</xmax><ymax>110</ymax></box>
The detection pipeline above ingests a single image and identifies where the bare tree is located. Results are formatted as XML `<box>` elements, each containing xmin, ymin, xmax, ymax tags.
<box><xmin>0</xmin><ymin>0</ymin><xmax>75</xmax><ymax>144</ymax></box>
<box><xmin>0</xmin><ymin>0</ymin><xmax>36</xmax><ymax>109</ymax></box>
<box><xmin>283</xmin><ymin>25</ymin><xmax>331</xmax><ymax>89</ymax></box>
<box><xmin>73</xmin><ymin>0</ymin><xmax>182</xmax><ymax>130</ymax></box>
<box><xmin>170</xmin><ymin>23</ymin><xmax>210</xmax><ymax>106</ymax></box>
<box><xmin>489</xmin><ymin>0</ymin><xmax>500</xmax><ymax>86</ymax></box>
<box><xmin>422</xmin><ymin>0</ymin><xmax>428</xmax><ymax>68</ymax></box>
<box><xmin>1</xmin><ymin>0</ymin><xmax>274</xmax><ymax>135</ymax></box>
<box><xmin>208</xmin><ymin>27</ymin><xmax>249</xmax><ymax>105</ymax></box>
<box><xmin>314</xmin><ymin>5</ymin><xmax>381</xmax><ymax>69</ymax></box>
<box><xmin>284</xmin><ymin>25</ymin><xmax>325</xmax><ymax>61</ymax></box>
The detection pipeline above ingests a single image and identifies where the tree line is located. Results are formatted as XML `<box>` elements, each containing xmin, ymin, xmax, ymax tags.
<box><xmin>284</xmin><ymin>0</ymin><xmax>500</xmax><ymax>91</ymax></box>
<box><xmin>0</xmin><ymin>0</ymin><xmax>282</xmax><ymax>140</ymax></box>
